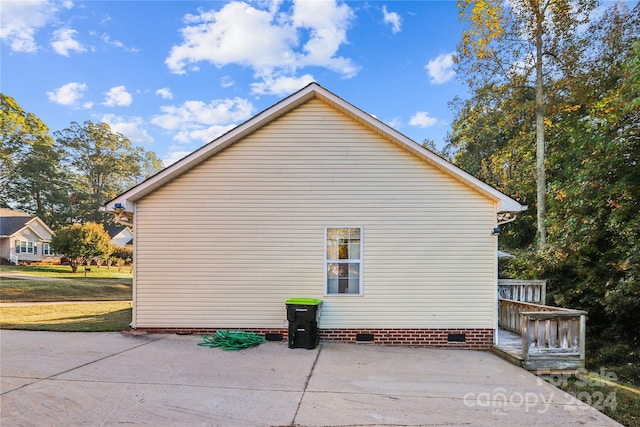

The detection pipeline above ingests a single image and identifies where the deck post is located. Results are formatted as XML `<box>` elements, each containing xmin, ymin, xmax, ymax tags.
<box><xmin>521</xmin><ymin>313</ymin><xmax>530</xmax><ymax>362</ymax></box>
<box><xmin>579</xmin><ymin>314</ymin><xmax>586</xmax><ymax>367</ymax></box>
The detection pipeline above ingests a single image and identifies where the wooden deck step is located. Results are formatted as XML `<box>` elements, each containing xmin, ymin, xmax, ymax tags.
<box><xmin>492</xmin><ymin>328</ymin><xmax>523</xmax><ymax>368</ymax></box>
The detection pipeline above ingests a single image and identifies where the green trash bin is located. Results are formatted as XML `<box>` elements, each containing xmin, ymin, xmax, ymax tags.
<box><xmin>286</xmin><ymin>298</ymin><xmax>322</xmax><ymax>349</ymax></box>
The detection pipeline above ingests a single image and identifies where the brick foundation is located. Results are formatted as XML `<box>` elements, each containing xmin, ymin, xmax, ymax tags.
<box><xmin>135</xmin><ymin>327</ymin><xmax>494</xmax><ymax>350</ymax></box>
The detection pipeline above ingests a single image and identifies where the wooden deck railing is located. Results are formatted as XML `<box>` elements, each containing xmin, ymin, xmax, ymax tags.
<box><xmin>498</xmin><ymin>279</ymin><xmax>546</xmax><ymax>304</ymax></box>
<box><xmin>498</xmin><ymin>298</ymin><xmax>587</xmax><ymax>371</ymax></box>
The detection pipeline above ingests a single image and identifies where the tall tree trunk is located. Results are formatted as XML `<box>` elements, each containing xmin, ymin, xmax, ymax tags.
<box><xmin>535</xmin><ymin>9</ymin><xmax>547</xmax><ymax>250</ymax></box>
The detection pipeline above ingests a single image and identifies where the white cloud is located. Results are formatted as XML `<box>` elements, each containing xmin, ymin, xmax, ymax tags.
<box><xmin>51</xmin><ymin>28</ymin><xmax>85</xmax><ymax>56</ymax></box>
<box><xmin>46</xmin><ymin>82</ymin><xmax>90</xmax><ymax>107</ymax></box>
<box><xmin>166</xmin><ymin>2</ymin><xmax>296</xmax><ymax>74</ymax></box>
<box><xmin>165</xmin><ymin>0</ymin><xmax>358</xmax><ymax>94</ymax></box>
<box><xmin>155</xmin><ymin>87</ymin><xmax>173</xmax><ymax>100</ymax></box>
<box><xmin>251</xmin><ymin>73</ymin><xmax>315</xmax><ymax>96</ymax></box>
<box><xmin>151</xmin><ymin>97</ymin><xmax>254</xmax><ymax>144</ymax></box>
<box><xmin>382</xmin><ymin>5</ymin><xmax>401</xmax><ymax>34</ymax></box>
<box><xmin>103</xmin><ymin>86</ymin><xmax>133</xmax><ymax>107</ymax></box>
<box><xmin>0</xmin><ymin>0</ymin><xmax>60</xmax><ymax>53</ymax></box>
<box><xmin>409</xmin><ymin>111</ymin><xmax>439</xmax><ymax>128</ymax></box>
<box><xmin>220</xmin><ymin>76</ymin><xmax>235</xmax><ymax>88</ymax></box>
<box><xmin>385</xmin><ymin>117</ymin><xmax>403</xmax><ymax>129</ymax></box>
<box><xmin>425</xmin><ymin>52</ymin><xmax>456</xmax><ymax>84</ymax></box>
<box><xmin>100</xmin><ymin>34</ymin><xmax>139</xmax><ymax>52</ymax></box>
<box><xmin>291</xmin><ymin>0</ymin><xmax>356</xmax><ymax>74</ymax></box>
<box><xmin>173</xmin><ymin>124</ymin><xmax>237</xmax><ymax>144</ymax></box>
<box><xmin>101</xmin><ymin>114</ymin><xmax>153</xmax><ymax>145</ymax></box>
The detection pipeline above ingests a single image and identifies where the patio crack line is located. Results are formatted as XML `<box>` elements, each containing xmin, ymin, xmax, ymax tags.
<box><xmin>291</xmin><ymin>343</ymin><xmax>322</xmax><ymax>426</ymax></box>
<box><xmin>0</xmin><ymin>335</ymin><xmax>167</xmax><ymax>396</ymax></box>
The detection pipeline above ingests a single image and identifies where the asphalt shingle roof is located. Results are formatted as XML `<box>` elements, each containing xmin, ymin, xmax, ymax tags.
<box><xmin>0</xmin><ymin>215</ymin><xmax>33</xmax><ymax>237</ymax></box>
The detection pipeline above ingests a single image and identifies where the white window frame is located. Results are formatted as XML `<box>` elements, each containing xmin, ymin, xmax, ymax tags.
<box><xmin>42</xmin><ymin>242</ymin><xmax>54</xmax><ymax>255</ymax></box>
<box><xmin>15</xmin><ymin>240</ymin><xmax>35</xmax><ymax>254</ymax></box>
<box><xmin>324</xmin><ymin>226</ymin><xmax>363</xmax><ymax>296</ymax></box>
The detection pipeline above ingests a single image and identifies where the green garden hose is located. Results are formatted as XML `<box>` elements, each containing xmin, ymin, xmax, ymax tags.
<box><xmin>198</xmin><ymin>330</ymin><xmax>266</xmax><ymax>350</ymax></box>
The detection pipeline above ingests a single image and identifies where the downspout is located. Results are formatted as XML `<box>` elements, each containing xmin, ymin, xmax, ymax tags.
<box><xmin>130</xmin><ymin>203</ymin><xmax>137</xmax><ymax>329</ymax></box>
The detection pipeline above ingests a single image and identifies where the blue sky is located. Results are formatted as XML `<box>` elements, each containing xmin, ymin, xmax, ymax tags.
<box><xmin>4</xmin><ymin>1</ymin><xmax>476</xmax><ymax>166</ymax></box>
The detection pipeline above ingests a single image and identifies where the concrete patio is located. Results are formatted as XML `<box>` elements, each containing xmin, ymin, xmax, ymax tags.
<box><xmin>0</xmin><ymin>330</ymin><xmax>619</xmax><ymax>426</ymax></box>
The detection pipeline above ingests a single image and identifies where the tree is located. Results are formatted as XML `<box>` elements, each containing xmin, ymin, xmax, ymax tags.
<box><xmin>455</xmin><ymin>0</ymin><xmax>596</xmax><ymax>250</ymax></box>
<box><xmin>543</xmin><ymin>6</ymin><xmax>640</xmax><ymax>341</ymax></box>
<box><xmin>6</xmin><ymin>135</ymin><xmax>71</xmax><ymax>228</ymax></box>
<box><xmin>51</xmin><ymin>223</ymin><xmax>112</xmax><ymax>273</ymax></box>
<box><xmin>54</xmin><ymin>121</ymin><xmax>163</xmax><ymax>224</ymax></box>
<box><xmin>499</xmin><ymin>3</ymin><xmax>640</xmax><ymax>343</ymax></box>
<box><xmin>0</xmin><ymin>94</ymin><xmax>55</xmax><ymax>208</ymax></box>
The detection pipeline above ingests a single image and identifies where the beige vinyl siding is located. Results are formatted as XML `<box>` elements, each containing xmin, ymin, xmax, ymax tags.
<box><xmin>134</xmin><ymin>99</ymin><xmax>497</xmax><ymax>329</ymax></box>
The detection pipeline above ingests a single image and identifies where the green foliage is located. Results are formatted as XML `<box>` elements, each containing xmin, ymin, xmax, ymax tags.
<box><xmin>0</xmin><ymin>97</ymin><xmax>163</xmax><ymax>227</ymax></box>
<box><xmin>54</xmin><ymin>121</ymin><xmax>161</xmax><ymax>224</ymax></box>
<box><xmin>51</xmin><ymin>223</ymin><xmax>112</xmax><ymax>273</ymax></box>
<box><xmin>455</xmin><ymin>0</ymin><xmax>598</xmax><ymax>248</ymax></box>
<box><xmin>6</xmin><ymin>135</ymin><xmax>71</xmax><ymax>228</ymax></box>
<box><xmin>456</xmin><ymin>3</ymin><xmax>640</xmax><ymax>344</ymax></box>
<box><xmin>0</xmin><ymin>94</ymin><xmax>58</xmax><ymax>211</ymax></box>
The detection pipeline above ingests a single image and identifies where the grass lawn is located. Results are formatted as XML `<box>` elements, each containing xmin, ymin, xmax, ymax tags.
<box><xmin>0</xmin><ymin>264</ymin><xmax>132</xmax><ymax>279</ymax></box>
<box><xmin>545</xmin><ymin>340</ymin><xmax>640</xmax><ymax>427</ymax></box>
<box><xmin>1</xmin><ymin>264</ymin><xmax>133</xmax><ymax>331</ymax></box>
<box><xmin>1</xmin><ymin>279</ymin><xmax>132</xmax><ymax>302</ymax></box>
<box><xmin>0</xmin><ymin>302</ymin><xmax>132</xmax><ymax>332</ymax></box>
<box><xmin>556</xmin><ymin>377</ymin><xmax>640</xmax><ymax>427</ymax></box>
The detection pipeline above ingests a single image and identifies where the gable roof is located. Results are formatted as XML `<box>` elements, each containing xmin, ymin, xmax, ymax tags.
<box><xmin>0</xmin><ymin>209</ymin><xmax>54</xmax><ymax>239</ymax></box>
<box><xmin>104</xmin><ymin>226</ymin><xmax>129</xmax><ymax>239</ymax></box>
<box><xmin>104</xmin><ymin>226</ymin><xmax>133</xmax><ymax>245</ymax></box>
<box><xmin>104</xmin><ymin>83</ymin><xmax>526</xmax><ymax>216</ymax></box>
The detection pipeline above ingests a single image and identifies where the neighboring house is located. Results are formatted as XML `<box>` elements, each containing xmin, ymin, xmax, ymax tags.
<box><xmin>104</xmin><ymin>226</ymin><xmax>133</xmax><ymax>248</ymax></box>
<box><xmin>104</xmin><ymin>83</ymin><xmax>526</xmax><ymax>349</ymax></box>
<box><xmin>0</xmin><ymin>208</ymin><xmax>60</xmax><ymax>265</ymax></box>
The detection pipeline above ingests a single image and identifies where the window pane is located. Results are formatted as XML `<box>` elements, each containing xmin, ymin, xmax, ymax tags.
<box><xmin>327</xmin><ymin>278</ymin><xmax>338</xmax><ymax>294</ymax></box>
<box><xmin>349</xmin><ymin>242</ymin><xmax>360</xmax><ymax>259</ymax></box>
<box><xmin>348</xmin><ymin>263</ymin><xmax>359</xmax><ymax>277</ymax></box>
<box><xmin>338</xmin><ymin>278</ymin><xmax>349</xmax><ymax>293</ymax></box>
<box><xmin>338</xmin><ymin>263</ymin><xmax>349</xmax><ymax>277</ymax></box>
<box><xmin>338</xmin><ymin>241</ymin><xmax>349</xmax><ymax>259</ymax></box>
<box><xmin>349</xmin><ymin>276</ymin><xmax>360</xmax><ymax>294</ymax></box>
<box><xmin>350</xmin><ymin>228</ymin><xmax>360</xmax><ymax>240</ymax></box>
<box><xmin>327</xmin><ymin>263</ymin><xmax>338</xmax><ymax>278</ymax></box>
<box><xmin>327</xmin><ymin>240</ymin><xmax>338</xmax><ymax>260</ymax></box>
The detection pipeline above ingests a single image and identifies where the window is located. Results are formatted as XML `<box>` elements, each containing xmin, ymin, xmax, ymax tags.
<box><xmin>15</xmin><ymin>240</ymin><xmax>36</xmax><ymax>254</ymax></box>
<box><xmin>325</xmin><ymin>227</ymin><xmax>363</xmax><ymax>295</ymax></box>
<box><xmin>43</xmin><ymin>243</ymin><xmax>53</xmax><ymax>255</ymax></box>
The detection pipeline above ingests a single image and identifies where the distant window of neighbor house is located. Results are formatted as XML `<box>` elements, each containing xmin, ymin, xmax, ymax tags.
<box><xmin>325</xmin><ymin>227</ymin><xmax>363</xmax><ymax>295</ymax></box>
<box><xmin>43</xmin><ymin>243</ymin><xmax>54</xmax><ymax>255</ymax></box>
<box><xmin>15</xmin><ymin>240</ymin><xmax>36</xmax><ymax>254</ymax></box>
